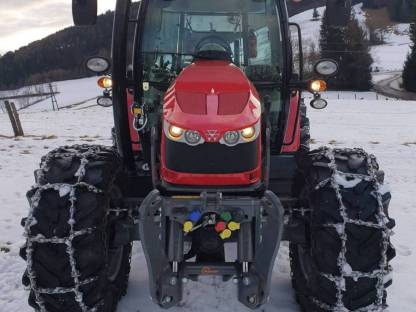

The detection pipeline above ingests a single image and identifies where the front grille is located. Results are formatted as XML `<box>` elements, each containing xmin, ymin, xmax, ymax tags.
<box><xmin>165</xmin><ymin>138</ymin><xmax>259</xmax><ymax>174</ymax></box>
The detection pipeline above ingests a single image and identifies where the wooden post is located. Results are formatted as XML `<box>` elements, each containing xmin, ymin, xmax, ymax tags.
<box><xmin>10</xmin><ymin>102</ymin><xmax>24</xmax><ymax>136</ymax></box>
<box><xmin>4</xmin><ymin>100</ymin><xmax>24</xmax><ymax>137</ymax></box>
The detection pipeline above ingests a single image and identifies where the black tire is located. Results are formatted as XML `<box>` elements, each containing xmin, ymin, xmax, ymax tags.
<box><xmin>290</xmin><ymin>147</ymin><xmax>396</xmax><ymax>311</ymax></box>
<box><xmin>20</xmin><ymin>145</ymin><xmax>132</xmax><ymax>312</ymax></box>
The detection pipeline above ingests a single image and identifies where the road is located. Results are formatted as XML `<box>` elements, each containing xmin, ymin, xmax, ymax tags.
<box><xmin>373</xmin><ymin>71</ymin><xmax>416</xmax><ymax>101</ymax></box>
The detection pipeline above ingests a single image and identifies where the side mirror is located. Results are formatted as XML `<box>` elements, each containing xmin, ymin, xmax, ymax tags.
<box><xmin>314</xmin><ymin>59</ymin><xmax>338</xmax><ymax>77</ymax></box>
<box><xmin>72</xmin><ymin>0</ymin><xmax>98</xmax><ymax>26</ymax></box>
<box><xmin>85</xmin><ymin>56</ymin><xmax>111</xmax><ymax>74</ymax></box>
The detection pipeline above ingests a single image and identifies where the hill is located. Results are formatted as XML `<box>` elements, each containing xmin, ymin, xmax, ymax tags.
<box><xmin>0</xmin><ymin>0</ymin><xmax>401</xmax><ymax>91</ymax></box>
<box><xmin>0</xmin><ymin>1</ymin><xmax>333</xmax><ymax>90</ymax></box>
<box><xmin>0</xmin><ymin>10</ymin><xmax>114</xmax><ymax>91</ymax></box>
<box><xmin>292</xmin><ymin>3</ymin><xmax>411</xmax><ymax>73</ymax></box>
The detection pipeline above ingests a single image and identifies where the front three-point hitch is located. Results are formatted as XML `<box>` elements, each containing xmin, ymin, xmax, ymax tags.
<box><xmin>139</xmin><ymin>190</ymin><xmax>284</xmax><ymax>309</ymax></box>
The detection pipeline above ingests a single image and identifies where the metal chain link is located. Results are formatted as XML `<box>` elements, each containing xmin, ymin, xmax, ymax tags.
<box><xmin>310</xmin><ymin>147</ymin><xmax>392</xmax><ymax>312</ymax></box>
<box><xmin>24</xmin><ymin>145</ymin><xmax>111</xmax><ymax>312</ymax></box>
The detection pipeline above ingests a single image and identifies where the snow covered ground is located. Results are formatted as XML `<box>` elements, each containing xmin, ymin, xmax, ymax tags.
<box><xmin>0</xmin><ymin>76</ymin><xmax>102</xmax><ymax>112</ymax></box>
<box><xmin>24</xmin><ymin>77</ymin><xmax>103</xmax><ymax>112</ymax></box>
<box><xmin>291</xmin><ymin>4</ymin><xmax>411</xmax><ymax>73</ymax></box>
<box><xmin>0</xmin><ymin>74</ymin><xmax>415</xmax><ymax>311</ymax></box>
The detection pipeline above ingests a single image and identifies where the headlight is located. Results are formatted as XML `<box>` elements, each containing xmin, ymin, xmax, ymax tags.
<box><xmin>184</xmin><ymin>130</ymin><xmax>202</xmax><ymax>145</ymax></box>
<box><xmin>168</xmin><ymin>125</ymin><xmax>184</xmax><ymax>139</ymax></box>
<box><xmin>97</xmin><ymin>76</ymin><xmax>113</xmax><ymax>89</ymax></box>
<box><xmin>220</xmin><ymin>122</ymin><xmax>260</xmax><ymax>146</ymax></box>
<box><xmin>309</xmin><ymin>80</ymin><xmax>327</xmax><ymax>93</ymax></box>
<box><xmin>164</xmin><ymin>122</ymin><xmax>205</xmax><ymax>145</ymax></box>
<box><xmin>223</xmin><ymin>131</ymin><xmax>240</xmax><ymax>146</ymax></box>
<box><xmin>241</xmin><ymin>126</ymin><xmax>255</xmax><ymax>140</ymax></box>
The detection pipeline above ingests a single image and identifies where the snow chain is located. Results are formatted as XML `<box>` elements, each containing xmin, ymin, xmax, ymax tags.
<box><xmin>311</xmin><ymin>147</ymin><xmax>392</xmax><ymax>312</ymax></box>
<box><xmin>24</xmin><ymin>146</ymin><xmax>112</xmax><ymax>312</ymax></box>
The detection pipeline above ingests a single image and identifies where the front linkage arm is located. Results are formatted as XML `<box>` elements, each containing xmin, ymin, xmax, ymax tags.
<box><xmin>139</xmin><ymin>190</ymin><xmax>284</xmax><ymax>309</ymax></box>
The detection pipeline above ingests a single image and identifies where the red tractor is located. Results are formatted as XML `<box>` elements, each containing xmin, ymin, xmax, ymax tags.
<box><xmin>20</xmin><ymin>0</ymin><xmax>396</xmax><ymax>311</ymax></box>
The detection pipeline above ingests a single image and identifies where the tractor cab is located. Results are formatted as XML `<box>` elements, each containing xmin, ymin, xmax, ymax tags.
<box><xmin>139</xmin><ymin>0</ymin><xmax>284</xmax><ymax>188</ymax></box>
<box><xmin>77</xmin><ymin>0</ymin><xmax>335</xmax><ymax>193</ymax></box>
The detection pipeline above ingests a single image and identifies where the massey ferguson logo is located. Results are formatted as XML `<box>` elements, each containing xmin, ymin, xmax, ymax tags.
<box><xmin>205</xmin><ymin>130</ymin><xmax>219</xmax><ymax>142</ymax></box>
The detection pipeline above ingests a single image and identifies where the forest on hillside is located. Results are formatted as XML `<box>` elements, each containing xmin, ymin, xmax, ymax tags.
<box><xmin>0</xmin><ymin>10</ymin><xmax>114</xmax><ymax>91</ymax></box>
<box><xmin>0</xmin><ymin>0</ymin><xmax>332</xmax><ymax>90</ymax></box>
<box><xmin>0</xmin><ymin>0</ymin><xmax>411</xmax><ymax>91</ymax></box>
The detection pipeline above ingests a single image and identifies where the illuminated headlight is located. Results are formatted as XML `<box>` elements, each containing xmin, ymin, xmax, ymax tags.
<box><xmin>309</xmin><ymin>80</ymin><xmax>327</xmax><ymax>93</ymax></box>
<box><xmin>185</xmin><ymin>130</ymin><xmax>202</xmax><ymax>145</ymax></box>
<box><xmin>241</xmin><ymin>126</ymin><xmax>255</xmax><ymax>140</ymax></box>
<box><xmin>220</xmin><ymin>122</ymin><xmax>260</xmax><ymax>146</ymax></box>
<box><xmin>97</xmin><ymin>76</ymin><xmax>113</xmax><ymax>89</ymax></box>
<box><xmin>223</xmin><ymin>131</ymin><xmax>240</xmax><ymax>146</ymax></box>
<box><xmin>168</xmin><ymin>125</ymin><xmax>184</xmax><ymax>139</ymax></box>
<box><xmin>164</xmin><ymin>122</ymin><xmax>205</xmax><ymax>146</ymax></box>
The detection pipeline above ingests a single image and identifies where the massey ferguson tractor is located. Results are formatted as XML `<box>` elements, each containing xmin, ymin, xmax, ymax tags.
<box><xmin>20</xmin><ymin>0</ymin><xmax>396</xmax><ymax>311</ymax></box>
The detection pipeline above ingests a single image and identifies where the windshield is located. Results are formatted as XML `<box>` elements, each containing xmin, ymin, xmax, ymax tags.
<box><xmin>140</xmin><ymin>0</ymin><xmax>283</xmax><ymax>83</ymax></box>
<box><xmin>139</xmin><ymin>0</ymin><xmax>285</xmax><ymax>151</ymax></box>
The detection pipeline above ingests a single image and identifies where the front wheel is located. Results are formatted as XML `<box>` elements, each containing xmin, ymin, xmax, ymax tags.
<box><xmin>20</xmin><ymin>145</ymin><xmax>132</xmax><ymax>312</ymax></box>
<box><xmin>291</xmin><ymin>147</ymin><xmax>396</xmax><ymax>311</ymax></box>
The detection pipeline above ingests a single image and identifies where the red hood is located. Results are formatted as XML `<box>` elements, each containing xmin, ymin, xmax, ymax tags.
<box><xmin>163</xmin><ymin>60</ymin><xmax>261</xmax><ymax>141</ymax></box>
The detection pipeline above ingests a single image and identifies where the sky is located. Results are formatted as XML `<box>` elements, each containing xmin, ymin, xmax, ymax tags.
<box><xmin>0</xmin><ymin>0</ymin><xmax>117</xmax><ymax>55</ymax></box>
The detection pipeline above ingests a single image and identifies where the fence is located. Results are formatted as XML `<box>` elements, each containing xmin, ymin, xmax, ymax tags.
<box><xmin>0</xmin><ymin>83</ymin><xmax>59</xmax><ymax>111</ymax></box>
<box><xmin>303</xmin><ymin>91</ymin><xmax>399</xmax><ymax>101</ymax></box>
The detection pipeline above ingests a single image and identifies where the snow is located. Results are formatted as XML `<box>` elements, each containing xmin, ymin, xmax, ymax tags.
<box><xmin>291</xmin><ymin>4</ymin><xmax>411</xmax><ymax>73</ymax></box>
<box><xmin>334</xmin><ymin>172</ymin><xmax>362</xmax><ymax>188</ymax></box>
<box><xmin>0</xmin><ymin>75</ymin><xmax>415</xmax><ymax>311</ymax></box>
<box><xmin>23</xmin><ymin>77</ymin><xmax>102</xmax><ymax>112</ymax></box>
<box><xmin>0</xmin><ymin>76</ymin><xmax>102</xmax><ymax>112</ymax></box>
<box><xmin>59</xmin><ymin>185</ymin><xmax>72</xmax><ymax>197</ymax></box>
<box><xmin>371</xmin><ymin>23</ymin><xmax>411</xmax><ymax>72</ymax></box>
<box><xmin>290</xmin><ymin>6</ymin><xmax>325</xmax><ymax>50</ymax></box>
<box><xmin>304</xmin><ymin>90</ymin><xmax>397</xmax><ymax>100</ymax></box>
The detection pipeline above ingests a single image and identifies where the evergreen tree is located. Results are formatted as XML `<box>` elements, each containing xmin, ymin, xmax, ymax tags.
<box><xmin>389</xmin><ymin>0</ymin><xmax>412</xmax><ymax>22</ymax></box>
<box><xmin>320</xmin><ymin>10</ymin><xmax>373</xmax><ymax>90</ymax></box>
<box><xmin>0</xmin><ymin>5</ymin><xmax>134</xmax><ymax>90</ymax></box>
<box><xmin>403</xmin><ymin>0</ymin><xmax>416</xmax><ymax>92</ymax></box>
<box><xmin>312</xmin><ymin>7</ymin><xmax>320</xmax><ymax>20</ymax></box>
<box><xmin>363</xmin><ymin>0</ymin><xmax>389</xmax><ymax>9</ymax></box>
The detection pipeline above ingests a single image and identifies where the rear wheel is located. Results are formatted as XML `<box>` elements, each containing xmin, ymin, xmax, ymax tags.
<box><xmin>291</xmin><ymin>147</ymin><xmax>396</xmax><ymax>311</ymax></box>
<box><xmin>20</xmin><ymin>145</ymin><xmax>132</xmax><ymax>312</ymax></box>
